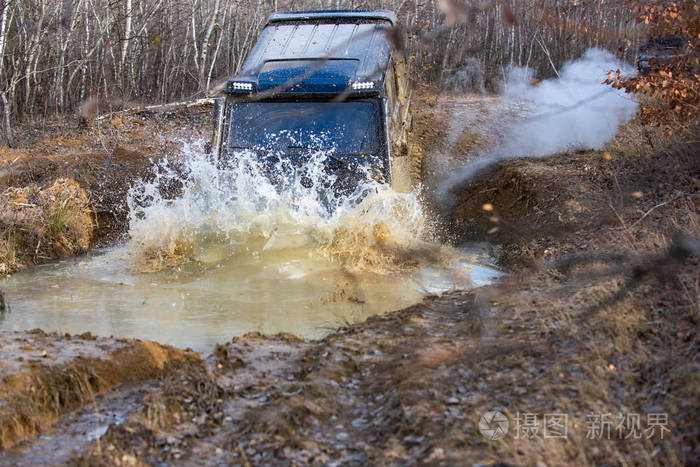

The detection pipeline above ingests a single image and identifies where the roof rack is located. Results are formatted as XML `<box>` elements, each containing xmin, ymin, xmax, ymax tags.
<box><xmin>266</xmin><ymin>9</ymin><xmax>397</xmax><ymax>26</ymax></box>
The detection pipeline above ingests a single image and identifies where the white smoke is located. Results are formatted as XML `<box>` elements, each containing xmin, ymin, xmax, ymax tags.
<box><xmin>440</xmin><ymin>48</ymin><xmax>638</xmax><ymax>197</ymax></box>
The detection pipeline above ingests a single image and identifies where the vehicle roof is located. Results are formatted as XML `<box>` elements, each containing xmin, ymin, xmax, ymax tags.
<box><xmin>226</xmin><ymin>10</ymin><xmax>395</xmax><ymax>96</ymax></box>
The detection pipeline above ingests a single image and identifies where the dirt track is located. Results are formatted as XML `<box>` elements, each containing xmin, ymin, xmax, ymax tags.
<box><xmin>0</xmin><ymin>92</ymin><xmax>698</xmax><ymax>465</ymax></box>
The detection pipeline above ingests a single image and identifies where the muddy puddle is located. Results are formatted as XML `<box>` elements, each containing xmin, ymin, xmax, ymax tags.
<box><xmin>0</xmin><ymin>242</ymin><xmax>501</xmax><ymax>352</ymax></box>
<box><xmin>0</xmin><ymin>144</ymin><xmax>502</xmax><ymax>351</ymax></box>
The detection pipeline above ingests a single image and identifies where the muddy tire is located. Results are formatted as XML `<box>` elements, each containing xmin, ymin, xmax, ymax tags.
<box><xmin>390</xmin><ymin>150</ymin><xmax>421</xmax><ymax>192</ymax></box>
<box><xmin>409</xmin><ymin>144</ymin><xmax>423</xmax><ymax>188</ymax></box>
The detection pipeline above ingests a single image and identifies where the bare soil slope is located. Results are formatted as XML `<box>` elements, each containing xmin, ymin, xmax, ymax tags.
<box><xmin>0</xmin><ymin>330</ymin><xmax>196</xmax><ymax>450</ymax></box>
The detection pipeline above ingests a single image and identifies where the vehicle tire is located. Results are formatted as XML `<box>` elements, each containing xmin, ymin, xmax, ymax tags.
<box><xmin>409</xmin><ymin>143</ymin><xmax>423</xmax><ymax>188</ymax></box>
<box><xmin>390</xmin><ymin>146</ymin><xmax>421</xmax><ymax>192</ymax></box>
<box><xmin>390</xmin><ymin>152</ymin><xmax>411</xmax><ymax>193</ymax></box>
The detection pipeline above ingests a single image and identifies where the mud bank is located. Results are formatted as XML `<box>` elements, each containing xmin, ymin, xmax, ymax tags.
<box><xmin>0</xmin><ymin>104</ymin><xmax>213</xmax><ymax>275</ymax></box>
<box><xmin>448</xmin><ymin>122</ymin><xmax>699</xmax><ymax>268</ymax></box>
<box><xmin>0</xmin><ymin>330</ymin><xmax>196</xmax><ymax>450</ymax></box>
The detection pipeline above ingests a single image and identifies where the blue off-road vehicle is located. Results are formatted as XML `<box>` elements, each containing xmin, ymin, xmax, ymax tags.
<box><xmin>209</xmin><ymin>10</ymin><xmax>419</xmax><ymax>193</ymax></box>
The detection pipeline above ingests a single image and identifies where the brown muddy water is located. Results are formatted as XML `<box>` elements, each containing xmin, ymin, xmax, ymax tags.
<box><xmin>0</xmin><ymin>240</ymin><xmax>501</xmax><ymax>352</ymax></box>
<box><xmin>0</xmin><ymin>146</ymin><xmax>503</xmax><ymax>351</ymax></box>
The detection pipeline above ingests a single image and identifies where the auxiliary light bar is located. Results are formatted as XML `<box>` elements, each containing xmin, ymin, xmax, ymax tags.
<box><xmin>231</xmin><ymin>82</ymin><xmax>253</xmax><ymax>91</ymax></box>
<box><xmin>352</xmin><ymin>81</ymin><xmax>375</xmax><ymax>90</ymax></box>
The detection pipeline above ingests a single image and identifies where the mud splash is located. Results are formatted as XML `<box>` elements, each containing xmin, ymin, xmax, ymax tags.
<box><xmin>127</xmin><ymin>142</ymin><xmax>441</xmax><ymax>273</ymax></box>
<box><xmin>0</xmin><ymin>143</ymin><xmax>502</xmax><ymax>351</ymax></box>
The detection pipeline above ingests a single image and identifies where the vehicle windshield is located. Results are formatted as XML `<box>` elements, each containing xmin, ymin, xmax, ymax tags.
<box><xmin>228</xmin><ymin>100</ymin><xmax>379</xmax><ymax>155</ymax></box>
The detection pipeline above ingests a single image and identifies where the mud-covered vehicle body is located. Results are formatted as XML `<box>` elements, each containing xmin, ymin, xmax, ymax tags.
<box><xmin>209</xmin><ymin>10</ymin><xmax>418</xmax><ymax>193</ymax></box>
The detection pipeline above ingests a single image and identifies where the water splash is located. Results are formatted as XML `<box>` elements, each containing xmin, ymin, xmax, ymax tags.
<box><xmin>0</xmin><ymin>143</ymin><xmax>503</xmax><ymax>350</ymax></box>
<box><xmin>127</xmin><ymin>142</ymin><xmax>448</xmax><ymax>273</ymax></box>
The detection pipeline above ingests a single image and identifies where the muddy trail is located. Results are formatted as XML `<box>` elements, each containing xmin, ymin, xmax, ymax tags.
<box><xmin>0</xmin><ymin>91</ymin><xmax>698</xmax><ymax>465</ymax></box>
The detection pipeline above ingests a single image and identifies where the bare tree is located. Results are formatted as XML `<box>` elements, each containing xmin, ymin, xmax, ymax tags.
<box><xmin>0</xmin><ymin>0</ymin><xmax>645</xmax><ymax>143</ymax></box>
